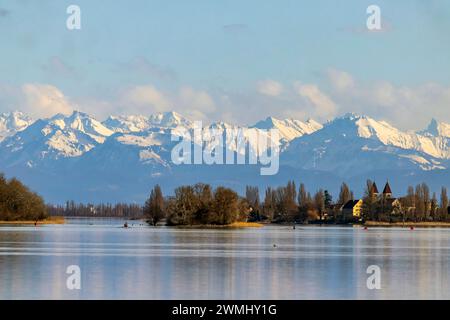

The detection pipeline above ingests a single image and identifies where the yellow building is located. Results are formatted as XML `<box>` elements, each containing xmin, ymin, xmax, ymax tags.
<box><xmin>342</xmin><ymin>199</ymin><xmax>363</xmax><ymax>219</ymax></box>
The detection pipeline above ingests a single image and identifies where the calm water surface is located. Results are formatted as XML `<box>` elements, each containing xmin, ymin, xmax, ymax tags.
<box><xmin>1</xmin><ymin>218</ymin><xmax>450</xmax><ymax>299</ymax></box>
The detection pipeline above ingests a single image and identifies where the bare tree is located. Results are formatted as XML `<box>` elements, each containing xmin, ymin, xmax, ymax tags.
<box><xmin>440</xmin><ymin>187</ymin><xmax>448</xmax><ymax>221</ymax></box>
<box><xmin>338</xmin><ymin>182</ymin><xmax>353</xmax><ymax>205</ymax></box>
<box><xmin>144</xmin><ymin>185</ymin><xmax>165</xmax><ymax>226</ymax></box>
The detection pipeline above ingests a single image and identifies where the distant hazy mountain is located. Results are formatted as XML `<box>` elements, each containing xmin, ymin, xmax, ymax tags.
<box><xmin>1</xmin><ymin>110</ymin><xmax>449</xmax><ymax>203</ymax></box>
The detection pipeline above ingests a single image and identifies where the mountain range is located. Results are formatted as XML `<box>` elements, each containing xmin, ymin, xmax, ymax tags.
<box><xmin>1</xmin><ymin>110</ymin><xmax>449</xmax><ymax>203</ymax></box>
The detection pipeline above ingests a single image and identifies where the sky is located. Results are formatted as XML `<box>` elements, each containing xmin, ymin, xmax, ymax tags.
<box><xmin>0</xmin><ymin>0</ymin><xmax>449</xmax><ymax>130</ymax></box>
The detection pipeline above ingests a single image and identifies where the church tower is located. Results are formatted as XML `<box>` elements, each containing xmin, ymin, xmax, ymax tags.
<box><xmin>371</xmin><ymin>182</ymin><xmax>379</xmax><ymax>196</ymax></box>
<box><xmin>383</xmin><ymin>181</ymin><xmax>392</xmax><ymax>199</ymax></box>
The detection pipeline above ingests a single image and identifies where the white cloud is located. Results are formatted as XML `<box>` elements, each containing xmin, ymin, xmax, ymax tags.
<box><xmin>176</xmin><ymin>86</ymin><xmax>215</xmax><ymax>119</ymax></box>
<box><xmin>117</xmin><ymin>84</ymin><xmax>216</xmax><ymax>121</ymax></box>
<box><xmin>324</xmin><ymin>69</ymin><xmax>450</xmax><ymax>130</ymax></box>
<box><xmin>257</xmin><ymin>80</ymin><xmax>283</xmax><ymax>97</ymax></box>
<box><xmin>2</xmin><ymin>72</ymin><xmax>449</xmax><ymax>131</ymax></box>
<box><xmin>21</xmin><ymin>84</ymin><xmax>73</xmax><ymax>118</ymax></box>
<box><xmin>121</xmin><ymin>84</ymin><xmax>171</xmax><ymax>112</ymax></box>
<box><xmin>294</xmin><ymin>82</ymin><xmax>337</xmax><ymax>118</ymax></box>
<box><xmin>327</xmin><ymin>69</ymin><xmax>355</xmax><ymax>92</ymax></box>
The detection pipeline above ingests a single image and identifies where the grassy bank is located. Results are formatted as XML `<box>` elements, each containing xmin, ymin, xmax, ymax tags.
<box><xmin>0</xmin><ymin>216</ymin><xmax>65</xmax><ymax>225</ymax></box>
<box><xmin>364</xmin><ymin>221</ymin><xmax>450</xmax><ymax>228</ymax></box>
<box><xmin>227</xmin><ymin>222</ymin><xmax>264</xmax><ymax>228</ymax></box>
<box><xmin>173</xmin><ymin>221</ymin><xmax>264</xmax><ymax>229</ymax></box>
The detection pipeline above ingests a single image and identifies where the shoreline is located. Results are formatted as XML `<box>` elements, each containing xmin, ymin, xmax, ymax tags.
<box><xmin>0</xmin><ymin>216</ymin><xmax>65</xmax><ymax>225</ymax></box>
<box><xmin>363</xmin><ymin>221</ymin><xmax>450</xmax><ymax>228</ymax></box>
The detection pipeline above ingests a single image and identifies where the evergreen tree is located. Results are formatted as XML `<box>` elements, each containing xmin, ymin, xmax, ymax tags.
<box><xmin>324</xmin><ymin>190</ymin><xmax>333</xmax><ymax>209</ymax></box>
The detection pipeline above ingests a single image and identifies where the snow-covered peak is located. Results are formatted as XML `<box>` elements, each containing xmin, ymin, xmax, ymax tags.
<box><xmin>104</xmin><ymin>111</ymin><xmax>192</xmax><ymax>133</ymax></box>
<box><xmin>339</xmin><ymin>112</ymin><xmax>364</xmax><ymax>121</ymax></box>
<box><xmin>47</xmin><ymin>111</ymin><xmax>114</xmax><ymax>140</ymax></box>
<box><xmin>103</xmin><ymin>115</ymin><xmax>151</xmax><ymax>133</ymax></box>
<box><xmin>252</xmin><ymin>116</ymin><xmax>322</xmax><ymax>141</ymax></box>
<box><xmin>0</xmin><ymin>111</ymin><xmax>116</xmax><ymax>161</ymax></box>
<box><xmin>0</xmin><ymin>111</ymin><xmax>33</xmax><ymax>141</ymax></box>
<box><xmin>421</xmin><ymin>119</ymin><xmax>450</xmax><ymax>138</ymax></box>
<box><xmin>301</xmin><ymin>114</ymin><xmax>450</xmax><ymax>160</ymax></box>
<box><xmin>208</xmin><ymin>121</ymin><xmax>237</xmax><ymax>131</ymax></box>
<box><xmin>148</xmin><ymin>111</ymin><xmax>191</xmax><ymax>128</ymax></box>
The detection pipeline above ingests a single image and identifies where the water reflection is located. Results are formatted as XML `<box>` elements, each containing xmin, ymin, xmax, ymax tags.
<box><xmin>0</xmin><ymin>219</ymin><xmax>450</xmax><ymax>299</ymax></box>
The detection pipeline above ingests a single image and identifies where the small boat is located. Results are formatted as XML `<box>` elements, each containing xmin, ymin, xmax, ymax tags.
<box><xmin>124</xmin><ymin>222</ymin><xmax>128</xmax><ymax>228</ymax></box>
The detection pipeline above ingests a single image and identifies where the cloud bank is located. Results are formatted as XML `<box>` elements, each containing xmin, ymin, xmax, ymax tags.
<box><xmin>1</xmin><ymin>68</ymin><xmax>450</xmax><ymax>130</ymax></box>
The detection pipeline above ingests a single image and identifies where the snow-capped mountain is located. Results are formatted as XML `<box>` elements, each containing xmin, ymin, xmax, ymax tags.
<box><xmin>148</xmin><ymin>111</ymin><xmax>192</xmax><ymax>128</ymax></box>
<box><xmin>103</xmin><ymin>115</ymin><xmax>151</xmax><ymax>133</ymax></box>
<box><xmin>421</xmin><ymin>119</ymin><xmax>450</xmax><ymax>138</ymax></box>
<box><xmin>0</xmin><ymin>111</ymin><xmax>113</xmax><ymax>166</ymax></box>
<box><xmin>103</xmin><ymin>111</ymin><xmax>192</xmax><ymax>133</ymax></box>
<box><xmin>253</xmin><ymin>117</ymin><xmax>322</xmax><ymax>140</ymax></box>
<box><xmin>252</xmin><ymin>117</ymin><xmax>322</xmax><ymax>149</ymax></box>
<box><xmin>0</xmin><ymin>111</ymin><xmax>33</xmax><ymax>142</ymax></box>
<box><xmin>1</xmin><ymin>110</ymin><xmax>450</xmax><ymax>203</ymax></box>
<box><xmin>282</xmin><ymin>113</ymin><xmax>450</xmax><ymax>175</ymax></box>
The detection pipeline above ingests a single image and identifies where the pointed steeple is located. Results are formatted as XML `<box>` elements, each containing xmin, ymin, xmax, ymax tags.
<box><xmin>371</xmin><ymin>182</ymin><xmax>379</xmax><ymax>195</ymax></box>
<box><xmin>383</xmin><ymin>181</ymin><xmax>392</xmax><ymax>198</ymax></box>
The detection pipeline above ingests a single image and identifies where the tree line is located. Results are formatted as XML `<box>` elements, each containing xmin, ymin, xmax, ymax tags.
<box><xmin>143</xmin><ymin>181</ymin><xmax>354</xmax><ymax>225</ymax></box>
<box><xmin>0</xmin><ymin>173</ymin><xmax>47</xmax><ymax>221</ymax></box>
<box><xmin>144</xmin><ymin>184</ymin><xmax>248</xmax><ymax>226</ymax></box>
<box><xmin>47</xmin><ymin>201</ymin><xmax>143</xmax><ymax>218</ymax></box>
<box><xmin>144</xmin><ymin>180</ymin><xmax>450</xmax><ymax>225</ymax></box>
<box><xmin>246</xmin><ymin>181</ymin><xmax>352</xmax><ymax>223</ymax></box>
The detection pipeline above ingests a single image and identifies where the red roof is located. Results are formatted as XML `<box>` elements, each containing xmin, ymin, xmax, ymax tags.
<box><xmin>371</xmin><ymin>182</ymin><xmax>379</xmax><ymax>194</ymax></box>
<box><xmin>383</xmin><ymin>182</ymin><xmax>392</xmax><ymax>194</ymax></box>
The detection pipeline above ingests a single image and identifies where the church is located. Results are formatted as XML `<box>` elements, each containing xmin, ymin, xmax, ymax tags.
<box><xmin>370</xmin><ymin>181</ymin><xmax>402</xmax><ymax>215</ymax></box>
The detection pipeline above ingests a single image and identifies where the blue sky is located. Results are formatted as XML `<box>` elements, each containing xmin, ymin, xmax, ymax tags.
<box><xmin>0</xmin><ymin>0</ymin><xmax>449</xmax><ymax>129</ymax></box>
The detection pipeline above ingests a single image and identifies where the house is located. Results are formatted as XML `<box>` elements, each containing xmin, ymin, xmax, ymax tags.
<box><xmin>342</xmin><ymin>199</ymin><xmax>363</xmax><ymax>220</ymax></box>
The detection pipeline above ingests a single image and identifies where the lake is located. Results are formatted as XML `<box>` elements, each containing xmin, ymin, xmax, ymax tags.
<box><xmin>1</xmin><ymin>218</ymin><xmax>449</xmax><ymax>299</ymax></box>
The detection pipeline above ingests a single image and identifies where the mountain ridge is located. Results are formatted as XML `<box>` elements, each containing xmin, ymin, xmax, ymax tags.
<box><xmin>1</xmin><ymin>110</ymin><xmax>450</xmax><ymax>202</ymax></box>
